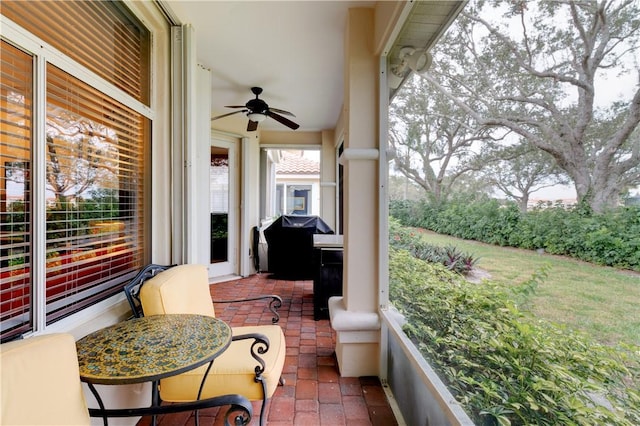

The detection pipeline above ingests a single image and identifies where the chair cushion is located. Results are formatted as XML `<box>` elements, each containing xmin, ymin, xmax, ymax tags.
<box><xmin>140</xmin><ymin>264</ymin><xmax>216</xmax><ymax>317</ymax></box>
<box><xmin>159</xmin><ymin>325</ymin><xmax>286</xmax><ymax>402</ymax></box>
<box><xmin>1</xmin><ymin>333</ymin><xmax>91</xmax><ymax>425</ymax></box>
<box><xmin>139</xmin><ymin>263</ymin><xmax>286</xmax><ymax>402</ymax></box>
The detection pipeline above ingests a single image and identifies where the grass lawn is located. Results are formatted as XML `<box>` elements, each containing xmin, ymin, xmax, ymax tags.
<box><xmin>415</xmin><ymin>229</ymin><xmax>640</xmax><ymax>347</ymax></box>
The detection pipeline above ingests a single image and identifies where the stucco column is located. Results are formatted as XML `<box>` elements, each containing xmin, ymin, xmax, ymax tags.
<box><xmin>320</xmin><ymin>130</ymin><xmax>337</xmax><ymax>231</ymax></box>
<box><xmin>329</xmin><ymin>7</ymin><xmax>381</xmax><ymax>377</ymax></box>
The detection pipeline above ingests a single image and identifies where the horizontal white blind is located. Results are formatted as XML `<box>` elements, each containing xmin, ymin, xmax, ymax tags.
<box><xmin>2</xmin><ymin>1</ymin><xmax>149</xmax><ymax>105</ymax></box>
<box><xmin>44</xmin><ymin>64</ymin><xmax>146</xmax><ymax>323</ymax></box>
<box><xmin>0</xmin><ymin>40</ymin><xmax>33</xmax><ymax>339</ymax></box>
<box><xmin>210</xmin><ymin>156</ymin><xmax>229</xmax><ymax>213</ymax></box>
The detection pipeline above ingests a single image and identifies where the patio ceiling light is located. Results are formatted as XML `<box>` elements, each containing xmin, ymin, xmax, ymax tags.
<box><xmin>407</xmin><ymin>49</ymin><xmax>432</xmax><ymax>74</ymax></box>
<box><xmin>388</xmin><ymin>46</ymin><xmax>433</xmax><ymax>89</ymax></box>
<box><xmin>398</xmin><ymin>46</ymin><xmax>432</xmax><ymax>75</ymax></box>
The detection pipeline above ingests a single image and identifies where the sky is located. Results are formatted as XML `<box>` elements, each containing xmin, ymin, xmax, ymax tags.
<box><xmin>530</xmin><ymin>184</ymin><xmax>576</xmax><ymax>201</ymax></box>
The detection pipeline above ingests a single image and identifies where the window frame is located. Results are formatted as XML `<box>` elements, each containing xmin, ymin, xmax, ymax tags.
<box><xmin>0</xmin><ymin>10</ymin><xmax>153</xmax><ymax>340</ymax></box>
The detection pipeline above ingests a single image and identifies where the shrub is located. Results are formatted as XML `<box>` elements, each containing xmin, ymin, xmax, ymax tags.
<box><xmin>389</xmin><ymin>247</ymin><xmax>640</xmax><ymax>425</ymax></box>
<box><xmin>389</xmin><ymin>218</ymin><xmax>478</xmax><ymax>275</ymax></box>
<box><xmin>389</xmin><ymin>199</ymin><xmax>640</xmax><ymax>271</ymax></box>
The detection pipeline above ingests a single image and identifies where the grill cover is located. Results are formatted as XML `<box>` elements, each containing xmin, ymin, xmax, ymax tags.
<box><xmin>264</xmin><ymin>215</ymin><xmax>333</xmax><ymax>279</ymax></box>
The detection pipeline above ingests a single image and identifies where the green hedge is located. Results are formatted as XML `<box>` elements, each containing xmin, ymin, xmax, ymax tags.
<box><xmin>389</xmin><ymin>198</ymin><xmax>640</xmax><ymax>271</ymax></box>
<box><xmin>389</xmin><ymin>246</ymin><xmax>640</xmax><ymax>425</ymax></box>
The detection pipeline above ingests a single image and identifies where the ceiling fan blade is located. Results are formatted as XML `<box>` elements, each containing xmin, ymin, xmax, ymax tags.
<box><xmin>267</xmin><ymin>111</ymin><xmax>300</xmax><ymax>130</ymax></box>
<box><xmin>224</xmin><ymin>105</ymin><xmax>248</xmax><ymax>109</ymax></box>
<box><xmin>212</xmin><ymin>110</ymin><xmax>246</xmax><ymax>121</ymax></box>
<box><xmin>247</xmin><ymin>120</ymin><xmax>258</xmax><ymax>132</ymax></box>
<box><xmin>269</xmin><ymin>107</ymin><xmax>295</xmax><ymax>117</ymax></box>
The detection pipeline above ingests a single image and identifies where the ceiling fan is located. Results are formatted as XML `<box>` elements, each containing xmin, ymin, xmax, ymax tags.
<box><xmin>211</xmin><ymin>87</ymin><xmax>300</xmax><ymax>131</ymax></box>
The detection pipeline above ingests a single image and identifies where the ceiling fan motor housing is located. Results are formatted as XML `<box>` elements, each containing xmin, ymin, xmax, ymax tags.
<box><xmin>247</xmin><ymin>98</ymin><xmax>268</xmax><ymax>114</ymax></box>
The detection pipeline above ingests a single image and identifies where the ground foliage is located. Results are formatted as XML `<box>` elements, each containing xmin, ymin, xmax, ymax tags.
<box><xmin>389</xmin><ymin>218</ymin><xmax>478</xmax><ymax>275</ymax></box>
<box><xmin>388</xmin><ymin>243</ymin><xmax>640</xmax><ymax>425</ymax></box>
<box><xmin>390</xmin><ymin>197</ymin><xmax>640</xmax><ymax>271</ymax></box>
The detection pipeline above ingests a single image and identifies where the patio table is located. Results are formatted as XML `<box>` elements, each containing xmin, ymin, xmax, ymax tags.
<box><xmin>76</xmin><ymin>314</ymin><xmax>250</xmax><ymax>426</ymax></box>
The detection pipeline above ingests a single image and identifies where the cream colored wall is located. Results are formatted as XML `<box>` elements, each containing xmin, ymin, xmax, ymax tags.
<box><xmin>134</xmin><ymin>0</ymin><xmax>173</xmax><ymax>264</ymax></box>
<box><xmin>260</xmin><ymin>130</ymin><xmax>323</xmax><ymax>146</ymax></box>
<box><xmin>374</xmin><ymin>1</ymin><xmax>407</xmax><ymax>55</ymax></box>
<box><xmin>328</xmin><ymin>7</ymin><xmax>381</xmax><ymax>378</ymax></box>
<box><xmin>320</xmin><ymin>129</ymin><xmax>337</xmax><ymax>230</ymax></box>
<box><xmin>342</xmin><ymin>8</ymin><xmax>379</xmax><ymax>313</ymax></box>
<box><xmin>243</xmin><ymin>135</ymin><xmax>261</xmax><ymax>276</ymax></box>
<box><xmin>329</xmin><ymin>2</ymin><xmax>409</xmax><ymax>378</ymax></box>
<box><xmin>335</xmin><ymin>1</ymin><xmax>407</xmax><ymax>302</ymax></box>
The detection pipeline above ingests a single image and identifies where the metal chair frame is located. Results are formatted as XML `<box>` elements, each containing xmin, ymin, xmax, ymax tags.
<box><xmin>123</xmin><ymin>264</ymin><xmax>282</xmax><ymax>323</ymax></box>
<box><xmin>122</xmin><ymin>264</ymin><xmax>284</xmax><ymax>426</ymax></box>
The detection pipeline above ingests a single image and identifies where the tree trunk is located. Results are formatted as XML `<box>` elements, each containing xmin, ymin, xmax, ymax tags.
<box><xmin>590</xmin><ymin>176</ymin><xmax>623</xmax><ymax>213</ymax></box>
<box><xmin>519</xmin><ymin>195</ymin><xmax>529</xmax><ymax>214</ymax></box>
<box><xmin>570</xmin><ymin>166</ymin><xmax>623</xmax><ymax>213</ymax></box>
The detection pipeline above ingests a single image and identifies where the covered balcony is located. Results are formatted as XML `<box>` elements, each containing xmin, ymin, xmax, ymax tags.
<box><xmin>1</xmin><ymin>1</ymin><xmax>472</xmax><ymax>425</ymax></box>
<box><xmin>138</xmin><ymin>274</ymin><xmax>399</xmax><ymax>426</ymax></box>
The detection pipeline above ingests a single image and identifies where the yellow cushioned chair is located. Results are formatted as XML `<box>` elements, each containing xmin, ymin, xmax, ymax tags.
<box><xmin>139</xmin><ymin>264</ymin><xmax>286</xmax><ymax>426</ymax></box>
<box><xmin>1</xmin><ymin>333</ymin><xmax>91</xmax><ymax>426</ymax></box>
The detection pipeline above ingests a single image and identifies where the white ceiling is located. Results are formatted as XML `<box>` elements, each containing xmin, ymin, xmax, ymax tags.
<box><xmin>164</xmin><ymin>1</ymin><xmax>376</xmax><ymax>132</ymax></box>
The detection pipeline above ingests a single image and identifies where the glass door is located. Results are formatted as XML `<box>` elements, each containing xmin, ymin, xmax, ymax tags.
<box><xmin>209</xmin><ymin>139</ymin><xmax>237</xmax><ymax>277</ymax></box>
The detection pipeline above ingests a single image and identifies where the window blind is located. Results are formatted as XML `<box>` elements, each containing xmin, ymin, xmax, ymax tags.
<box><xmin>2</xmin><ymin>0</ymin><xmax>149</xmax><ymax>105</ymax></box>
<box><xmin>210</xmin><ymin>156</ymin><xmax>229</xmax><ymax>213</ymax></box>
<box><xmin>1</xmin><ymin>0</ymin><xmax>150</xmax><ymax>341</ymax></box>
<box><xmin>0</xmin><ymin>40</ymin><xmax>33</xmax><ymax>338</ymax></box>
<box><xmin>44</xmin><ymin>64</ymin><xmax>146</xmax><ymax>323</ymax></box>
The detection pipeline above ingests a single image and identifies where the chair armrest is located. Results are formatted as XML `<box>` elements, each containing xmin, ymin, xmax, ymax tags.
<box><xmin>231</xmin><ymin>333</ymin><xmax>271</xmax><ymax>384</ymax></box>
<box><xmin>212</xmin><ymin>295</ymin><xmax>283</xmax><ymax>323</ymax></box>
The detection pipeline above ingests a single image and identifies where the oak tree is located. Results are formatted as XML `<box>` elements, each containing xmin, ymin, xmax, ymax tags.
<box><xmin>421</xmin><ymin>0</ymin><xmax>640</xmax><ymax>212</ymax></box>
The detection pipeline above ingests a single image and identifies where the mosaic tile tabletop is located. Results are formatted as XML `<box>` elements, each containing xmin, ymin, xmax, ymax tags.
<box><xmin>76</xmin><ymin>314</ymin><xmax>232</xmax><ymax>384</ymax></box>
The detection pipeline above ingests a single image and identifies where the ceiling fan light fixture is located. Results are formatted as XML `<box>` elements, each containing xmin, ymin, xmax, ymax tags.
<box><xmin>408</xmin><ymin>50</ymin><xmax>432</xmax><ymax>74</ymax></box>
<box><xmin>212</xmin><ymin>87</ymin><xmax>299</xmax><ymax>130</ymax></box>
<box><xmin>247</xmin><ymin>112</ymin><xmax>267</xmax><ymax>122</ymax></box>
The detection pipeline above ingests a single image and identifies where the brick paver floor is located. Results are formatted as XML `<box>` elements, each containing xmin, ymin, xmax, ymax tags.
<box><xmin>136</xmin><ymin>273</ymin><xmax>398</xmax><ymax>426</ymax></box>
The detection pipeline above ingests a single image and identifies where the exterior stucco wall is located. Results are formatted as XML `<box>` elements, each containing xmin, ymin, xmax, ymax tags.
<box><xmin>342</xmin><ymin>8</ymin><xmax>379</xmax><ymax>313</ymax></box>
<box><xmin>374</xmin><ymin>1</ymin><xmax>407</xmax><ymax>55</ymax></box>
<box><xmin>260</xmin><ymin>130</ymin><xmax>322</xmax><ymax>146</ymax></box>
<box><xmin>320</xmin><ymin>129</ymin><xmax>337</xmax><ymax>230</ymax></box>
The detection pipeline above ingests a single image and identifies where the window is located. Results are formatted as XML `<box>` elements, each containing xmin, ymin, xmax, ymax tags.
<box><xmin>2</xmin><ymin>0</ymin><xmax>149</xmax><ymax>104</ymax></box>
<box><xmin>1</xmin><ymin>1</ymin><xmax>150</xmax><ymax>342</ymax></box>
<box><xmin>0</xmin><ymin>41</ymin><xmax>32</xmax><ymax>338</ymax></box>
<box><xmin>210</xmin><ymin>154</ymin><xmax>229</xmax><ymax>214</ymax></box>
<box><xmin>286</xmin><ymin>185</ymin><xmax>312</xmax><ymax>215</ymax></box>
<box><xmin>210</xmin><ymin>152</ymin><xmax>229</xmax><ymax>264</ymax></box>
